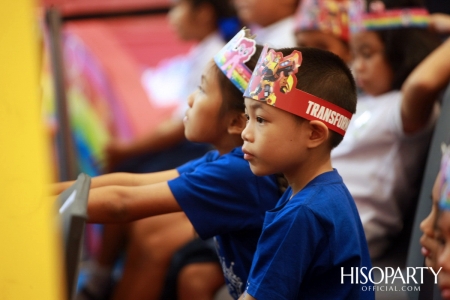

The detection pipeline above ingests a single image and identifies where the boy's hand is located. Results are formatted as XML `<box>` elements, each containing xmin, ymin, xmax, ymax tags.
<box><xmin>49</xmin><ymin>181</ymin><xmax>74</xmax><ymax>196</ymax></box>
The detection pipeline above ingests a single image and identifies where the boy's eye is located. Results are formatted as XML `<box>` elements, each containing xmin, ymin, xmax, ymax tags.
<box><xmin>244</xmin><ymin>114</ymin><xmax>250</xmax><ymax>121</ymax></box>
<box><xmin>256</xmin><ymin>116</ymin><xmax>265</xmax><ymax>124</ymax></box>
<box><xmin>197</xmin><ymin>85</ymin><xmax>204</xmax><ymax>93</ymax></box>
<box><xmin>361</xmin><ymin>51</ymin><xmax>373</xmax><ymax>59</ymax></box>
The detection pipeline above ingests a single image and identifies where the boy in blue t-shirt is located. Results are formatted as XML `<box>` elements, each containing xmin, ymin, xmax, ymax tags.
<box><xmin>239</xmin><ymin>46</ymin><xmax>374</xmax><ymax>299</ymax></box>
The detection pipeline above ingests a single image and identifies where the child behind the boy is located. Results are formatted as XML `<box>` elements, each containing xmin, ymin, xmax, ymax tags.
<box><xmin>332</xmin><ymin>0</ymin><xmax>442</xmax><ymax>258</ymax></box>
<box><xmin>105</xmin><ymin>0</ymin><xmax>237</xmax><ymax>173</ymax></box>
<box><xmin>240</xmin><ymin>46</ymin><xmax>373</xmax><ymax>299</ymax></box>
<box><xmin>232</xmin><ymin>0</ymin><xmax>299</xmax><ymax>47</ymax></box>
<box><xmin>294</xmin><ymin>0</ymin><xmax>353</xmax><ymax>63</ymax></box>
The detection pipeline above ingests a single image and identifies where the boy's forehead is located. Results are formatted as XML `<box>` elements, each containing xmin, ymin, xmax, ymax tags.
<box><xmin>244</xmin><ymin>97</ymin><xmax>283</xmax><ymax>115</ymax></box>
<box><xmin>244</xmin><ymin>97</ymin><xmax>264</xmax><ymax>109</ymax></box>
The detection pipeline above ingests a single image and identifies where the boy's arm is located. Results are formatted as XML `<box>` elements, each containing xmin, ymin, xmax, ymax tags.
<box><xmin>401</xmin><ymin>38</ymin><xmax>450</xmax><ymax>133</ymax></box>
<box><xmin>87</xmin><ymin>181</ymin><xmax>181</xmax><ymax>223</ymax></box>
<box><xmin>50</xmin><ymin>169</ymin><xmax>179</xmax><ymax>195</ymax></box>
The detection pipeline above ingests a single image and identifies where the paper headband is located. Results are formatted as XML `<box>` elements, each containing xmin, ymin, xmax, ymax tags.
<box><xmin>295</xmin><ymin>0</ymin><xmax>350</xmax><ymax>42</ymax></box>
<box><xmin>439</xmin><ymin>143</ymin><xmax>450</xmax><ymax>211</ymax></box>
<box><xmin>349</xmin><ymin>0</ymin><xmax>429</xmax><ymax>33</ymax></box>
<box><xmin>244</xmin><ymin>45</ymin><xmax>352</xmax><ymax>136</ymax></box>
<box><xmin>214</xmin><ymin>28</ymin><xmax>257</xmax><ymax>93</ymax></box>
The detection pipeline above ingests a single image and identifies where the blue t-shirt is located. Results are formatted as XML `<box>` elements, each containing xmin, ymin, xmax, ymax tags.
<box><xmin>246</xmin><ymin>170</ymin><xmax>374</xmax><ymax>300</ymax></box>
<box><xmin>168</xmin><ymin>147</ymin><xmax>280</xmax><ymax>299</ymax></box>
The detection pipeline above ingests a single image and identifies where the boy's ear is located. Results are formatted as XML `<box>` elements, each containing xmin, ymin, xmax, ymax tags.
<box><xmin>307</xmin><ymin>120</ymin><xmax>329</xmax><ymax>148</ymax></box>
<box><xmin>228</xmin><ymin>113</ymin><xmax>247</xmax><ymax>135</ymax></box>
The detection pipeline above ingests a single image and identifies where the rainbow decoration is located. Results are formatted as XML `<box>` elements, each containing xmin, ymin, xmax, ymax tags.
<box><xmin>349</xmin><ymin>0</ymin><xmax>430</xmax><ymax>33</ymax></box>
<box><xmin>363</xmin><ymin>8</ymin><xmax>429</xmax><ymax>30</ymax></box>
<box><xmin>214</xmin><ymin>28</ymin><xmax>256</xmax><ymax>93</ymax></box>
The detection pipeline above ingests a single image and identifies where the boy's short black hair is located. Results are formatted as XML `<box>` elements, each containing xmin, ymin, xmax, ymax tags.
<box><xmin>362</xmin><ymin>0</ymin><xmax>442</xmax><ymax>90</ymax></box>
<box><xmin>276</xmin><ymin>47</ymin><xmax>357</xmax><ymax>149</ymax></box>
<box><xmin>214</xmin><ymin>44</ymin><xmax>264</xmax><ymax>115</ymax></box>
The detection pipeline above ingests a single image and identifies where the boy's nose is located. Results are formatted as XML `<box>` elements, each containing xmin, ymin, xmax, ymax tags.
<box><xmin>187</xmin><ymin>91</ymin><xmax>195</xmax><ymax>108</ymax></box>
<box><xmin>420</xmin><ymin>215</ymin><xmax>434</xmax><ymax>237</ymax></box>
<box><xmin>241</xmin><ymin>124</ymin><xmax>252</xmax><ymax>142</ymax></box>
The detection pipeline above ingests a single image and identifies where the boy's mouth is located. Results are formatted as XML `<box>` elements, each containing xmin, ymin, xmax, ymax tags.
<box><xmin>421</xmin><ymin>246</ymin><xmax>430</xmax><ymax>258</ymax></box>
<box><xmin>242</xmin><ymin>147</ymin><xmax>254</xmax><ymax>160</ymax></box>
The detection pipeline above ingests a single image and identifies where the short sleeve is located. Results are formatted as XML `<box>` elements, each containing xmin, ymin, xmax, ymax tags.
<box><xmin>176</xmin><ymin>150</ymin><xmax>219</xmax><ymax>174</ymax></box>
<box><xmin>168</xmin><ymin>151</ymin><xmax>278</xmax><ymax>239</ymax></box>
<box><xmin>391</xmin><ymin>93</ymin><xmax>440</xmax><ymax>140</ymax></box>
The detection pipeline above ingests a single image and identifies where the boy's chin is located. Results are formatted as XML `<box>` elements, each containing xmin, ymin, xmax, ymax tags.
<box><xmin>248</xmin><ymin>164</ymin><xmax>273</xmax><ymax>177</ymax></box>
<box><xmin>184</xmin><ymin>131</ymin><xmax>198</xmax><ymax>143</ymax></box>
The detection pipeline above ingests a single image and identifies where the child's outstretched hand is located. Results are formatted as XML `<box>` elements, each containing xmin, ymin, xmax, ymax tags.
<box><xmin>429</xmin><ymin>13</ymin><xmax>450</xmax><ymax>34</ymax></box>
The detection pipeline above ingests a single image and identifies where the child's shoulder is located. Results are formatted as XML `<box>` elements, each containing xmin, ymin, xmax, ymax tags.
<box><xmin>200</xmin><ymin>147</ymin><xmax>276</xmax><ymax>182</ymax></box>
<box><xmin>287</xmin><ymin>170</ymin><xmax>356</xmax><ymax>218</ymax></box>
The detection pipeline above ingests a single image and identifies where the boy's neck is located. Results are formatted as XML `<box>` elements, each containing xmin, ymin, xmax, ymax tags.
<box><xmin>284</xmin><ymin>150</ymin><xmax>333</xmax><ymax>196</ymax></box>
<box><xmin>214</xmin><ymin>134</ymin><xmax>243</xmax><ymax>156</ymax></box>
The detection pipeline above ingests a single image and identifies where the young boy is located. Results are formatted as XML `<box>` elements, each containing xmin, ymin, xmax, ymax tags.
<box><xmin>240</xmin><ymin>46</ymin><xmax>373</xmax><ymax>299</ymax></box>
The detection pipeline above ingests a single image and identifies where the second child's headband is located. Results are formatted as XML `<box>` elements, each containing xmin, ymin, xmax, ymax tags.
<box><xmin>349</xmin><ymin>0</ymin><xmax>429</xmax><ymax>33</ymax></box>
<box><xmin>243</xmin><ymin>45</ymin><xmax>353</xmax><ymax>136</ymax></box>
<box><xmin>295</xmin><ymin>0</ymin><xmax>351</xmax><ymax>42</ymax></box>
<box><xmin>214</xmin><ymin>28</ymin><xmax>257</xmax><ymax>93</ymax></box>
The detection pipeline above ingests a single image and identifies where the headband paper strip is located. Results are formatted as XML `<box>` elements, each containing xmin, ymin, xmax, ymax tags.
<box><xmin>295</xmin><ymin>0</ymin><xmax>350</xmax><ymax>42</ymax></box>
<box><xmin>244</xmin><ymin>45</ymin><xmax>352</xmax><ymax>136</ymax></box>
<box><xmin>214</xmin><ymin>28</ymin><xmax>256</xmax><ymax>93</ymax></box>
<box><xmin>439</xmin><ymin>143</ymin><xmax>450</xmax><ymax>211</ymax></box>
<box><xmin>349</xmin><ymin>0</ymin><xmax>430</xmax><ymax>32</ymax></box>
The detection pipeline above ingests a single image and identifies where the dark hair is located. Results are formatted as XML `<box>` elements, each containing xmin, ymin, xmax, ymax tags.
<box><xmin>213</xmin><ymin>44</ymin><xmax>263</xmax><ymax>115</ymax></box>
<box><xmin>366</xmin><ymin>0</ymin><xmax>442</xmax><ymax>89</ymax></box>
<box><xmin>276</xmin><ymin>47</ymin><xmax>357</xmax><ymax>149</ymax></box>
<box><xmin>189</xmin><ymin>0</ymin><xmax>241</xmax><ymax>40</ymax></box>
<box><xmin>190</xmin><ymin>0</ymin><xmax>236</xmax><ymax>19</ymax></box>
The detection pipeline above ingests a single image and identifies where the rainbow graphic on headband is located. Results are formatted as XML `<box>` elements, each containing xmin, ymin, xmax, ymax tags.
<box><xmin>349</xmin><ymin>0</ymin><xmax>430</xmax><ymax>33</ymax></box>
<box><xmin>439</xmin><ymin>143</ymin><xmax>450</xmax><ymax>211</ymax></box>
<box><xmin>214</xmin><ymin>28</ymin><xmax>256</xmax><ymax>93</ymax></box>
<box><xmin>295</xmin><ymin>0</ymin><xmax>350</xmax><ymax>42</ymax></box>
<box><xmin>244</xmin><ymin>45</ymin><xmax>353</xmax><ymax>136</ymax></box>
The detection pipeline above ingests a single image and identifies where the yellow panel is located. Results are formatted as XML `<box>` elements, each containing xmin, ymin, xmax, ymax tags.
<box><xmin>0</xmin><ymin>0</ymin><xmax>65</xmax><ymax>299</ymax></box>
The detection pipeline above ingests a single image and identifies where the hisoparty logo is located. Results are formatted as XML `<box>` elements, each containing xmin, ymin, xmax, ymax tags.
<box><xmin>341</xmin><ymin>266</ymin><xmax>442</xmax><ymax>292</ymax></box>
